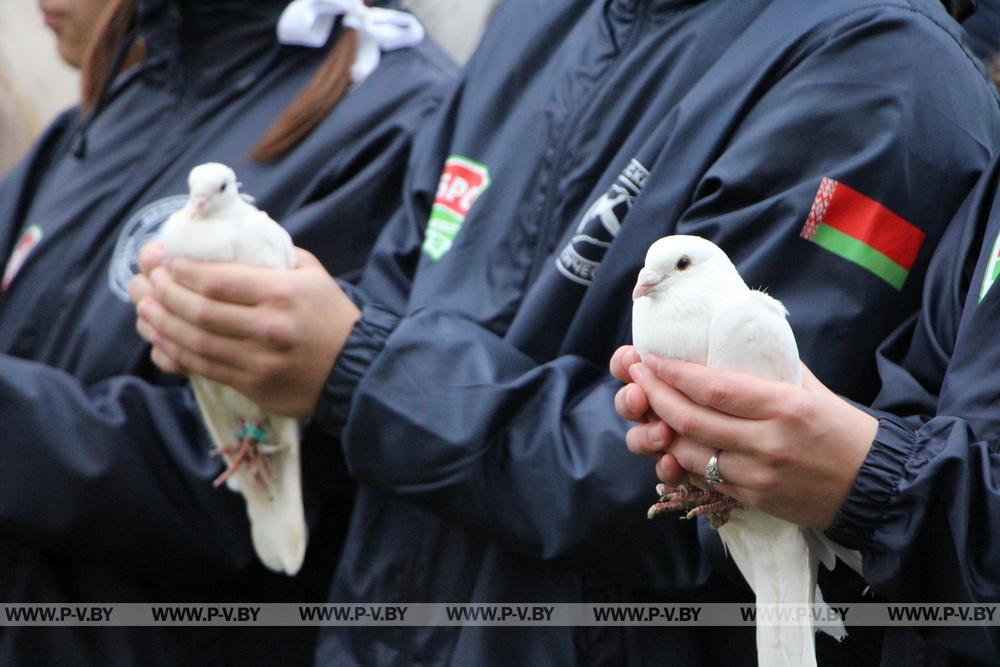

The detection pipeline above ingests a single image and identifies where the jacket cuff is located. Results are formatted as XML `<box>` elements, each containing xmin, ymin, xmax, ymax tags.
<box><xmin>824</xmin><ymin>417</ymin><xmax>919</xmax><ymax>550</ymax></box>
<box><xmin>311</xmin><ymin>303</ymin><xmax>400</xmax><ymax>437</ymax></box>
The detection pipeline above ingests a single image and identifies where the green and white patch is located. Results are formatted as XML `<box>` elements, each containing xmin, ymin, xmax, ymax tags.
<box><xmin>980</xmin><ymin>229</ymin><xmax>1000</xmax><ymax>302</ymax></box>
<box><xmin>421</xmin><ymin>156</ymin><xmax>491</xmax><ymax>261</ymax></box>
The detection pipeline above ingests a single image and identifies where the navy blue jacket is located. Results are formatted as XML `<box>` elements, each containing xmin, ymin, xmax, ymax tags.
<box><xmin>313</xmin><ymin>0</ymin><xmax>1000</xmax><ymax>664</ymax></box>
<box><xmin>0</xmin><ymin>1</ymin><xmax>453</xmax><ymax>665</ymax></box>
<box><xmin>963</xmin><ymin>0</ymin><xmax>1000</xmax><ymax>59</ymax></box>
<box><xmin>827</xmin><ymin>155</ymin><xmax>1000</xmax><ymax>666</ymax></box>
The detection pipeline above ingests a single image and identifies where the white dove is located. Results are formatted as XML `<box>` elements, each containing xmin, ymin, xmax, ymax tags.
<box><xmin>632</xmin><ymin>235</ymin><xmax>861</xmax><ymax>667</ymax></box>
<box><xmin>159</xmin><ymin>162</ymin><xmax>306</xmax><ymax>575</ymax></box>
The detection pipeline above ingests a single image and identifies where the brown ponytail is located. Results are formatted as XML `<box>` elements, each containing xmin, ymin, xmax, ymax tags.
<box><xmin>988</xmin><ymin>54</ymin><xmax>1000</xmax><ymax>93</ymax></box>
<box><xmin>252</xmin><ymin>0</ymin><xmax>378</xmax><ymax>162</ymax></box>
<box><xmin>80</xmin><ymin>0</ymin><xmax>141</xmax><ymax>115</ymax></box>
<box><xmin>251</xmin><ymin>25</ymin><xmax>362</xmax><ymax>162</ymax></box>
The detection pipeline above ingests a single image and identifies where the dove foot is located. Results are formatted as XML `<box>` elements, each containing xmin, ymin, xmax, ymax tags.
<box><xmin>647</xmin><ymin>483</ymin><xmax>744</xmax><ymax>528</ymax></box>
<box><xmin>212</xmin><ymin>420</ymin><xmax>286</xmax><ymax>497</ymax></box>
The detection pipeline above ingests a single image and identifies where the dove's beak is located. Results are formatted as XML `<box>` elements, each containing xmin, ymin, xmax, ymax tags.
<box><xmin>632</xmin><ymin>268</ymin><xmax>663</xmax><ymax>301</ymax></box>
<box><xmin>191</xmin><ymin>196</ymin><xmax>207</xmax><ymax>219</ymax></box>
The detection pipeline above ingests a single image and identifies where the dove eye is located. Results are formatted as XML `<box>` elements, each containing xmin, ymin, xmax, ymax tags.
<box><xmin>675</xmin><ymin>256</ymin><xmax>692</xmax><ymax>271</ymax></box>
<box><xmin>218</xmin><ymin>183</ymin><xmax>227</xmax><ymax>193</ymax></box>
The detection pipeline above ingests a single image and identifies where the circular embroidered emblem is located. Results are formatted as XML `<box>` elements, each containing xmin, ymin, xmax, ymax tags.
<box><xmin>107</xmin><ymin>195</ymin><xmax>187</xmax><ymax>301</ymax></box>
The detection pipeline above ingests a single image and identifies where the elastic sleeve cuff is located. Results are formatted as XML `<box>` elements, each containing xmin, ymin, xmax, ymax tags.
<box><xmin>824</xmin><ymin>416</ymin><xmax>919</xmax><ymax>550</ymax></box>
<box><xmin>311</xmin><ymin>303</ymin><xmax>400</xmax><ymax>437</ymax></box>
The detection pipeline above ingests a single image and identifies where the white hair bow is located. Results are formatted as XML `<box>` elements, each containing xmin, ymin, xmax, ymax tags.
<box><xmin>277</xmin><ymin>0</ymin><xmax>425</xmax><ymax>84</ymax></box>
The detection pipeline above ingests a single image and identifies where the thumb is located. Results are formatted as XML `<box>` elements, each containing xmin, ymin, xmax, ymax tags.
<box><xmin>138</xmin><ymin>241</ymin><xmax>168</xmax><ymax>276</ymax></box>
<box><xmin>294</xmin><ymin>247</ymin><xmax>322</xmax><ymax>269</ymax></box>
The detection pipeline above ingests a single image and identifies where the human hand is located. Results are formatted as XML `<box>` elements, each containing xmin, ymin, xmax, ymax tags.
<box><xmin>610</xmin><ymin>345</ymin><xmax>687</xmax><ymax>483</ymax></box>
<box><xmin>130</xmin><ymin>241</ymin><xmax>178</xmax><ymax>369</ymax></box>
<box><xmin>620</xmin><ymin>354</ymin><xmax>877</xmax><ymax>529</ymax></box>
<box><xmin>130</xmin><ymin>243</ymin><xmax>359</xmax><ymax>418</ymax></box>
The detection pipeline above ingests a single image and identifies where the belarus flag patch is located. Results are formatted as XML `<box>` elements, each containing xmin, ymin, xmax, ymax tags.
<box><xmin>800</xmin><ymin>178</ymin><xmax>925</xmax><ymax>290</ymax></box>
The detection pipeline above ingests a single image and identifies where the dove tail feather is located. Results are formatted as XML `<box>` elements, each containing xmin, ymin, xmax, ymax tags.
<box><xmin>242</xmin><ymin>417</ymin><xmax>307</xmax><ymax>576</ymax></box>
<box><xmin>81</xmin><ymin>0</ymin><xmax>144</xmax><ymax>115</ymax></box>
<box><xmin>189</xmin><ymin>376</ymin><xmax>307</xmax><ymax>575</ymax></box>
<box><xmin>720</xmin><ymin>515</ymin><xmax>819</xmax><ymax>667</ymax></box>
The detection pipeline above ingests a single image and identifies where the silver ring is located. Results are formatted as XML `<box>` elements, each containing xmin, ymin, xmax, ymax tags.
<box><xmin>705</xmin><ymin>450</ymin><xmax>725</xmax><ymax>486</ymax></box>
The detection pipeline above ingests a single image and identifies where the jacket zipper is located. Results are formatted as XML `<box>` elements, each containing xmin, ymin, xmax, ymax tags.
<box><xmin>528</xmin><ymin>1</ymin><xmax>651</xmax><ymax>283</ymax></box>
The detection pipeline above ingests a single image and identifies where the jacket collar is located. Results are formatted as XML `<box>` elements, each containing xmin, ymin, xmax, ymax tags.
<box><xmin>611</xmin><ymin>0</ymin><xmax>976</xmax><ymax>20</ymax></box>
<box><xmin>134</xmin><ymin>0</ymin><xmax>290</xmax><ymax>95</ymax></box>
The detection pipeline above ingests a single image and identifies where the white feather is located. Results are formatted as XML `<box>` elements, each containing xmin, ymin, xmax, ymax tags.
<box><xmin>160</xmin><ymin>162</ymin><xmax>306</xmax><ymax>575</ymax></box>
<box><xmin>631</xmin><ymin>235</ymin><xmax>862</xmax><ymax>666</ymax></box>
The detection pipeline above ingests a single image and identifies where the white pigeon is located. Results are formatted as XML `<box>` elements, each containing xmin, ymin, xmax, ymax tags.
<box><xmin>631</xmin><ymin>235</ymin><xmax>862</xmax><ymax>667</ymax></box>
<box><xmin>159</xmin><ymin>162</ymin><xmax>306</xmax><ymax>575</ymax></box>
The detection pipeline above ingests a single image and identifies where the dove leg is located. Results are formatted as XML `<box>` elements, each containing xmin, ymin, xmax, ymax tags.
<box><xmin>212</xmin><ymin>420</ymin><xmax>283</xmax><ymax>497</ymax></box>
<box><xmin>648</xmin><ymin>483</ymin><xmax>744</xmax><ymax>528</ymax></box>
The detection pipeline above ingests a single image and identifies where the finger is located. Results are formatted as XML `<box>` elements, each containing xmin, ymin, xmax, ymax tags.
<box><xmin>150</xmin><ymin>345</ymin><xmax>183</xmax><ymax>375</ymax></box>
<box><xmin>138</xmin><ymin>294</ymin><xmax>252</xmax><ymax>366</ymax></box>
<box><xmin>800</xmin><ymin>363</ymin><xmax>826</xmax><ymax>392</ymax></box>
<box><xmin>293</xmin><ymin>247</ymin><xmax>322</xmax><ymax>269</ymax></box>
<box><xmin>646</xmin><ymin>355</ymin><xmax>793</xmax><ymax>419</ymax></box>
<box><xmin>135</xmin><ymin>316</ymin><xmax>157</xmax><ymax>345</ymax></box>
<box><xmin>625</xmin><ymin>420</ymin><xmax>673</xmax><ymax>458</ymax></box>
<box><xmin>150</xmin><ymin>268</ymin><xmax>260</xmax><ymax>338</ymax></box>
<box><xmin>630</xmin><ymin>362</ymin><xmax>752</xmax><ymax>453</ymax></box>
<box><xmin>128</xmin><ymin>274</ymin><xmax>154</xmax><ymax>306</ymax></box>
<box><xmin>138</xmin><ymin>241</ymin><xmax>167</xmax><ymax>276</ymax></box>
<box><xmin>149</xmin><ymin>328</ymin><xmax>248</xmax><ymax>389</ymax></box>
<box><xmin>610</xmin><ymin>345</ymin><xmax>641</xmax><ymax>383</ymax></box>
<box><xmin>654</xmin><ymin>453</ymin><xmax>686</xmax><ymax>485</ymax></box>
<box><xmin>615</xmin><ymin>383</ymin><xmax>650</xmax><ymax>423</ymax></box>
<box><xmin>666</xmin><ymin>436</ymin><xmax>755</xmax><ymax>489</ymax></box>
<box><xmin>170</xmin><ymin>258</ymin><xmax>279</xmax><ymax>305</ymax></box>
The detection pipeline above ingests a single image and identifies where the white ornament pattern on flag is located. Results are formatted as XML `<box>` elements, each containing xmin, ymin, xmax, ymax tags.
<box><xmin>801</xmin><ymin>176</ymin><xmax>838</xmax><ymax>240</ymax></box>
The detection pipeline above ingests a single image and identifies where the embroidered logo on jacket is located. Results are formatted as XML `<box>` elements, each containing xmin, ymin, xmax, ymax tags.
<box><xmin>1</xmin><ymin>225</ymin><xmax>44</xmax><ymax>292</ymax></box>
<box><xmin>108</xmin><ymin>195</ymin><xmax>187</xmax><ymax>301</ymax></box>
<box><xmin>800</xmin><ymin>177</ymin><xmax>925</xmax><ymax>290</ymax></box>
<box><xmin>556</xmin><ymin>158</ymin><xmax>649</xmax><ymax>285</ymax></box>
<box><xmin>980</xmin><ymin>230</ymin><xmax>1000</xmax><ymax>302</ymax></box>
<box><xmin>421</xmin><ymin>156</ymin><xmax>491</xmax><ymax>261</ymax></box>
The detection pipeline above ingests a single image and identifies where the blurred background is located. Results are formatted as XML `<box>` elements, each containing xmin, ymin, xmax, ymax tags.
<box><xmin>0</xmin><ymin>1</ymin><xmax>78</xmax><ymax>175</ymax></box>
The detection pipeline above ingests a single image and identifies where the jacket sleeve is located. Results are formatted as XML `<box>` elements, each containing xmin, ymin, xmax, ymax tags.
<box><xmin>825</xmin><ymin>163</ymin><xmax>1000</xmax><ymax>662</ymax></box>
<box><xmin>316</xmin><ymin>6</ymin><xmax>1000</xmax><ymax>593</ymax></box>
<box><xmin>826</xmin><ymin>414</ymin><xmax>1000</xmax><ymax>662</ymax></box>
<box><xmin>0</xmin><ymin>355</ymin><xmax>283</xmax><ymax>579</ymax></box>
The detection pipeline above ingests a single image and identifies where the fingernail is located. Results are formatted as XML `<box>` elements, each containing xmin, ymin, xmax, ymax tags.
<box><xmin>646</xmin><ymin>354</ymin><xmax>662</xmax><ymax>373</ymax></box>
<box><xmin>629</xmin><ymin>364</ymin><xmax>645</xmax><ymax>382</ymax></box>
<box><xmin>137</xmin><ymin>300</ymin><xmax>150</xmax><ymax>319</ymax></box>
<box><xmin>624</xmin><ymin>385</ymin><xmax>636</xmax><ymax>410</ymax></box>
<box><xmin>650</xmin><ymin>422</ymin><xmax>667</xmax><ymax>446</ymax></box>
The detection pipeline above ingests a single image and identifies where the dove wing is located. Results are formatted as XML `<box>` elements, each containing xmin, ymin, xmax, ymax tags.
<box><xmin>708</xmin><ymin>290</ymin><xmax>855</xmax><ymax>664</ymax></box>
<box><xmin>235</xmin><ymin>207</ymin><xmax>296</xmax><ymax>269</ymax></box>
<box><xmin>707</xmin><ymin>290</ymin><xmax>802</xmax><ymax>385</ymax></box>
<box><xmin>708</xmin><ymin>290</ymin><xmax>866</xmax><ymax>574</ymax></box>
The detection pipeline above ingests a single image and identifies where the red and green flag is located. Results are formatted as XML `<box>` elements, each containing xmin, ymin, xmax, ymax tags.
<box><xmin>800</xmin><ymin>178</ymin><xmax>925</xmax><ymax>290</ymax></box>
